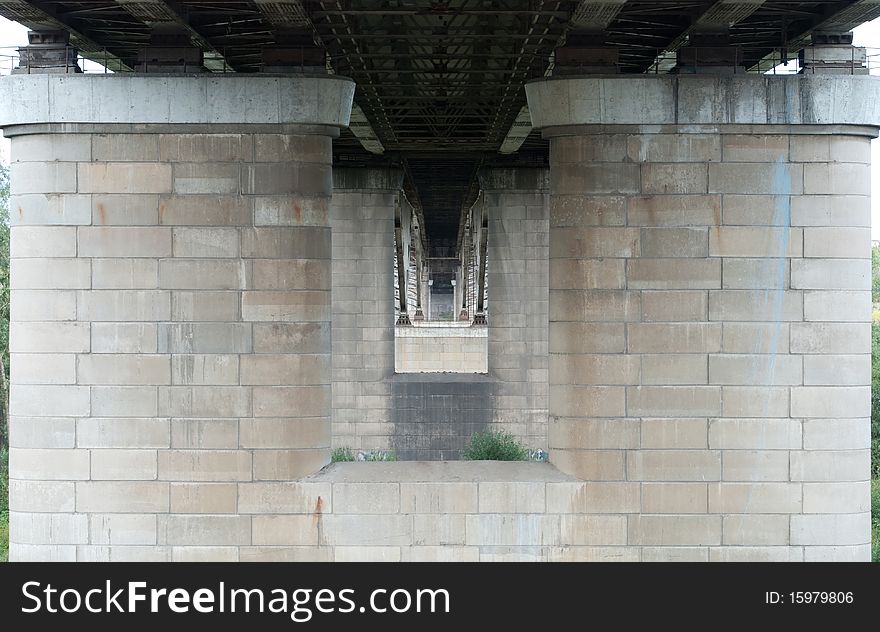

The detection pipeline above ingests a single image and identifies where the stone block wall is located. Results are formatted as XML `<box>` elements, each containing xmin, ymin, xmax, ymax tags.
<box><xmin>481</xmin><ymin>169</ymin><xmax>550</xmax><ymax>451</ymax></box>
<box><xmin>330</xmin><ymin>168</ymin><xmax>400</xmax><ymax>453</ymax></box>
<box><xmin>394</xmin><ymin>325</ymin><xmax>488</xmax><ymax>373</ymax></box>
<box><xmin>545</xmin><ymin>126</ymin><xmax>872</xmax><ymax>561</ymax></box>
<box><xmin>7</xmin><ymin>124</ymin><xmax>338</xmax><ymax>561</ymax></box>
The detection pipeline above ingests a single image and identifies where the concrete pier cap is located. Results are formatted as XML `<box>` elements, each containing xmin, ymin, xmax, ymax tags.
<box><xmin>0</xmin><ymin>73</ymin><xmax>355</xmax><ymax>130</ymax></box>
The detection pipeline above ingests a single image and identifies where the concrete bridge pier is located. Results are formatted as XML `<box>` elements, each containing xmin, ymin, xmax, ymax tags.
<box><xmin>1</xmin><ymin>74</ymin><xmax>354</xmax><ymax>561</ymax></box>
<box><xmin>528</xmin><ymin>75</ymin><xmax>880</xmax><ymax>560</ymax></box>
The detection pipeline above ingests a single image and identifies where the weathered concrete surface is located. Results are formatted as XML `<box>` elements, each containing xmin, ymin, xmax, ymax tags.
<box><xmin>526</xmin><ymin>74</ymin><xmax>880</xmax><ymax>128</ymax></box>
<box><xmin>330</xmin><ymin>168</ymin><xmax>400</xmax><ymax>453</ymax></box>
<box><xmin>2</xmin><ymin>74</ymin><xmax>353</xmax><ymax>562</ymax></box>
<box><xmin>395</xmin><ymin>325</ymin><xmax>488</xmax><ymax>373</ymax></box>
<box><xmin>480</xmin><ymin>168</ymin><xmax>549</xmax><ymax>451</ymax></box>
<box><xmin>529</xmin><ymin>74</ymin><xmax>879</xmax><ymax>562</ymax></box>
<box><xmin>0</xmin><ymin>74</ymin><xmax>355</xmax><ymax>127</ymax></box>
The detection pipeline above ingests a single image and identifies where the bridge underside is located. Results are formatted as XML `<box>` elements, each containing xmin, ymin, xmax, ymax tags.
<box><xmin>1</xmin><ymin>1</ymin><xmax>879</xmax><ymax>562</ymax></box>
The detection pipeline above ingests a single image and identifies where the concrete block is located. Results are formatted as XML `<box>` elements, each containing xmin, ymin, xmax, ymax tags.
<box><xmin>721</xmin><ymin>195</ymin><xmax>792</xmax><ymax>226</ymax></box>
<box><xmin>791</xmin><ymin>386</ymin><xmax>870</xmax><ymax>418</ymax></box>
<box><xmin>627</xmin><ymin>133</ymin><xmax>721</xmax><ymax>163</ymax></box>
<box><xmin>708</xmin><ymin>418</ymin><xmax>801</xmax><ymax>450</ymax></box>
<box><xmin>158</xmin><ymin>386</ymin><xmax>252</xmax><ymax>418</ymax></box>
<box><xmin>91</xmin><ymin>259</ymin><xmax>158</xmax><ymax>289</ymax></box>
<box><xmin>325</xmin><ymin>514</ymin><xmax>412</xmax><ymax>546</ymax></box>
<box><xmin>252</xmin><ymin>449</ymin><xmax>328</xmax><ymax>480</ymax></box>
<box><xmin>10</xmin><ymin>384</ymin><xmax>89</xmax><ymax>417</ymax></box>
<box><xmin>803</xmin><ymin>227</ymin><xmax>871</xmax><ymax>258</ymax></box>
<box><xmin>549</xmin><ymin>322</ymin><xmax>625</xmax><ymax>353</ymax></box>
<box><xmin>803</xmin><ymin>419</ymin><xmax>870</xmax><ymax>450</ymax></box>
<box><xmin>709</xmin><ymin>546</ymin><xmax>803</xmax><ymax>562</ymax></box>
<box><xmin>710</xmin><ymin>481</ymin><xmax>800</xmax><ymax>512</ymax></box>
<box><xmin>791</xmin><ymin>195</ymin><xmax>870</xmax><ymax>227</ymax></box>
<box><xmin>172</xmin><ymin>354</ymin><xmax>239</xmax><ymax>386</ymax></box>
<box><xmin>170</xmin><ymin>419</ymin><xmax>239</xmax><ymax>449</ymax></box>
<box><xmin>158</xmin><ymin>450</ymin><xmax>252</xmax><ymax>482</ymax></box>
<box><xmin>549</xmin><ymin>258</ymin><xmax>625</xmax><ymax>290</ymax></box>
<box><xmin>626</xmin><ymin>195</ymin><xmax>721</xmax><ymax>227</ymax></box>
<box><xmin>641</xmin><ymin>418</ymin><xmax>707</xmax><ymax>448</ymax></box>
<box><xmin>159</xmin><ymin>323</ymin><xmax>252</xmax><ymax>354</ymax></box>
<box><xmin>640</xmin><ymin>227</ymin><xmax>708</xmax><ymax>258</ymax></box>
<box><xmin>8</xmin><ymin>480</ymin><xmax>75</xmax><ymax>512</ymax></box>
<box><xmin>548</xmin><ymin>195</ymin><xmax>625</xmax><ymax>227</ymax></box>
<box><xmin>790</xmin><ymin>513</ymin><xmax>870</xmax><ymax>546</ymax></box>
<box><xmin>627</xmin><ymin>386</ymin><xmax>722</xmax><ymax>417</ymax></box>
<box><xmin>170</xmin><ymin>483</ymin><xmax>238</xmax><ymax>514</ymax></box>
<box><xmin>12</xmin><ymin>134</ymin><xmax>91</xmax><ymax>162</ymax></box>
<box><xmin>77</xmin><ymin>163</ymin><xmax>172</xmax><ymax>194</ymax></box>
<box><xmin>92</xmin><ymin>134</ymin><xmax>159</xmax><ymax>161</ymax></box>
<box><xmin>8</xmin><ymin>416</ymin><xmax>75</xmax><ymax>447</ymax></box>
<box><xmin>171</xmin><ymin>292</ymin><xmax>241</xmax><ymax>322</ymax></box>
<box><xmin>10</xmin><ymin>447</ymin><xmax>89</xmax><ymax>480</ymax></box>
<box><xmin>91</xmin><ymin>449</ymin><xmax>157</xmax><ymax>480</ymax></box>
<box><xmin>545</xmin><ymin>482</ymin><xmax>640</xmax><ymax>513</ymax></box>
<box><xmin>641</xmin><ymin>482</ymin><xmax>707</xmax><ymax>513</ymax></box>
<box><xmin>9</xmin><ymin>321</ymin><xmax>89</xmax><ymax>353</ymax></box>
<box><xmin>172</xmin><ymin>547</ymin><xmax>239</xmax><ymax>562</ymax></box>
<box><xmin>251</xmin><ymin>515</ymin><xmax>322</xmax><ymax>546</ymax></box>
<box><xmin>550</xmin><ymin>385</ymin><xmax>626</xmax><ymax>417</ymax></box>
<box><xmin>78</xmin><ymin>289</ymin><xmax>171</xmax><ymax>321</ymax></box>
<box><xmin>708</xmin><ymin>162</ymin><xmax>803</xmax><ymax>194</ymax></box>
<box><xmin>803</xmin><ymin>163</ymin><xmax>870</xmax><ymax>195</ymax></box>
<box><xmin>254</xmin><ymin>134</ymin><xmax>330</xmax><ymax>163</ymax></box>
<box><xmin>550</xmin><ymin>163</ymin><xmax>640</xmax><ymax>195</ymax></box>
<box><xmin>11</xmin><ymin>258</ymin><xmax>90</xmax><ymax>291</ymax></box>
<box><xmin>159</xmin><ymin>194</ymin><xmax>253</xmax><ymax>226</ymax></box>
<box><xmin>172</xmin><ymin>227</ymin><xmax>241</xmax><ymax>258</ymax></box>
<box><xmin>559</xmin><ymin>514</ymin><xmax>628</xmax><ymax>545</ymax></box>
<box><xmin>790</xmin><ymin>449</ymin><xmax>870</xmax><ymax>482</ymax></box>
<box><xmin>803</xmin><ymin>481</ymin><xmax>871</xmax><ymax>513</ymax></box>
<box><xmin>628</xmin><ymin>323</ymin><xmax>721</xmax><ymax>353</ymax></box>
<box><xmin>721</xmin><ymin>322</ymin><xmax>790</xmax><ymax>354</ymax></box>
<box><xmin>78</xmin><ymin>227</ymin><xmax>172</xmax><ymax>257</ymax></box>
<box><xmin>241</xmin><ymin>162</ymin><xmax>331</xmax><ymax>195</ymax></box>
<box><xmin>238</xmin><ymin>482</ymin><xmax>331</xmax><ymax>514</ymax></box>
<box><xmin>709</xmin><ymin>354</ymin><xmax>802</xmax><ymax>385</ymax></box>
<box><xmin>10</xmin><ymin>512</ymin><xmax>88</xmax><ymax>545</ymax></box>
<box><xmin>640</xmin><ymin>291</ymin><xmax>707</xmax><ymax>322</ymax></box>
<box><xmin>10</xmin><ymin>290</ymin><xmax>77</xmax><ymax>321</ymax></box>
<box><xmin>248</xmin><ymin>259</ymin><xmax>331</xmax><ymax>290</ymax></box>
<box><xmin>76</xmin><ymin>481</ymin><xmax>169</xmax><ymax>513</ymax></box>
<box><xmin>627</xmin><ymin>515</ymin><xmax>721</xmax><ymax>545</ymax></box>
<box><xmin>239</xmin><ymin>418</ymin><xmax>329</xmax><ymax>449</ymax></box>
<box><xmin>93</xmin><ymin>194</ymin><xmax>160</xmax><ymax>225</ymax></box>
<box><xmin>548</xmin><ymin>418</ymin><xmax>640</xmax><ymax>449</ymax></box>
<box><xmin>720</xmin><ymin>386</ymin><xmax>789</xmax><ymax>417</ymax></box>
<box><xmin>549</xmin><ymin>354</ymin><xmax>640</xmax><ymax>385</ymax></box>
<box><xmin>626</xmin><ymin>258</ymin><xmax>720</xmax><ymax>289</ymax></box>
<box><xmin>9</xmin><ymin>193</ymin><xmax>91</xmax><ymax>226</ymax></box>
<box><xmin>708</xmin><ymin>290</ymin><xmax>802</xmax><ymax>321</ymax></box>
<box><xmin>158</xmin><ymin>515</ymin><xmax>251</xmax><ymax>546</ymax></box>
<box><xmin>159</xmin><ymin>134</ymin><xmax>253</xmax><ymax>162</ymax></box>
<box><xmin>550</xmin><ymin>289</ymin><xmax>639</xmax><ymax>322</ymax></box>
<box><xmin>544</xmin><ymin>449</ymin><xmax>626</xmax><ymax>480</ymax></box>
<box><xmin>91</xmin><ymin>386</ymin><xmax>158</xmax><ymax>417</ymax></box>
<box><xmin>400</xmin><ymin>483</ymin><xmax>478</xmax><ymax>514</ymax></box>
<box><xmin>723</xmin><ymin>515</ymin><xmax>789</xmax><ymax>545</ymax></box>
<box><xmin>627</xmin><ymin>449</ymin><xmax>721</xmax><ymax>481</ymax></box>
<box><xmin>803</xmin><ymin>290</ymin><xmax>871</xmax><ymax>322</ymax></box>
<box><xmin>158</xmin><ymin>259</ymin><xmax>246</xmax><ymax>290</ymax></box>
<box><xmin>804</xmin><ymin>354</ymin><xmax>870</xmax><ymax>386</ymax></box>
<box><xmin>334</xmin><ymin>482</ymin><xmax>400</xmax><ymax>514</ymax></box>
<box><xmin>11</xmin><ymin>226</ymin><xmax>76</xmax><ymax>258</ymax></box>
<box><xmin>77</xmin><ymin>354</ymin><xmax>170</xmax><ymax>385</ymax></box>
<box><xmin>709</xmin><ymin>227</ymin><xmax>802</xmax><ymax>258</ymax></box>
<box><xmin>172</xmin><ymin>163</ymin><xmax>240</xmax><ymax>195</ymax></box>
<box><xmin>412</xmin><ymin>515</ymin><xmax>466</xmax><ymax>546</ymax></box>
<box><xmin>77</xmin><ymin>418</ymin><xmax>170</xmax><ymax>448</ymax></box>
<box><xmin>641</xmin><ymin>354</ymin><xmax>707</xmax><ymax>385</ymax></box>
<box><xmin>791</xmin><ymin>259</ymin><xmax>870</xmax><ymax>290</ymax></box>
<box><xmin>721</xmin><ymin>135</ymin><xmax>788</xmax><ymax>162</ymax></box>
<box><xmin>640</xmin><ymin>163</ymin><xmax>708</xmax><ymax>194</ymax></box>
<box><xmin>549</xmin><ymin>227</ymin><xmax>639</xmax><ymax>258</ymax></box>
<box><xmin>10</xmin><ymin>162</ymin><xmax>77</xmax><ymax>194</ymax></box>
<box><xmin>91</xmin><ymin>323</ymin><xmax>157</xmax><ymax>353</ymax></box>
<box><xmin>721</xmin><ymin>258</ymin><xmax>789</xmax><ymax>290</ymax></box>
<box><xmin>254</xmin><ymin>196</ymin><xmax>329</xmax><ymax>227</ymax></box>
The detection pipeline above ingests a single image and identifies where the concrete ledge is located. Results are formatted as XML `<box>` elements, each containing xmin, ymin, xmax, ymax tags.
<box><xmin>309</xmin><ymin>461</ymin><xmax>574</xmax><ymax>482</ymax></box>
<box><xmin>0</xmin><ymin>74</ymin><xmax>355</xmax><ymax>128</ymax></box>
<box><xmin>525</xmin><ymin>75</ymin><xmax>880</xmax><ymax>130</ymax></box>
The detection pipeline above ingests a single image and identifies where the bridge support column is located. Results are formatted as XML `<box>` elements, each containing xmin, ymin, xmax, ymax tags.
<box><xmin>0</xmin><ymin>74</ymin><xmax>354</xmax><ymax>561</ymax></box>
<box><xmin>330</xmin><ymin>167</ymin><xmax>403</xmax><ymax>454</ymax></box>
<box><xmin>479</xmin><ymin>168</ymin><xmax>550</xmax><ymax>451</ymax></box>
<box><xmin>527</xmin><ymin>75</ymin><xmax>880</xmax><ymax>561</ymax></box>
